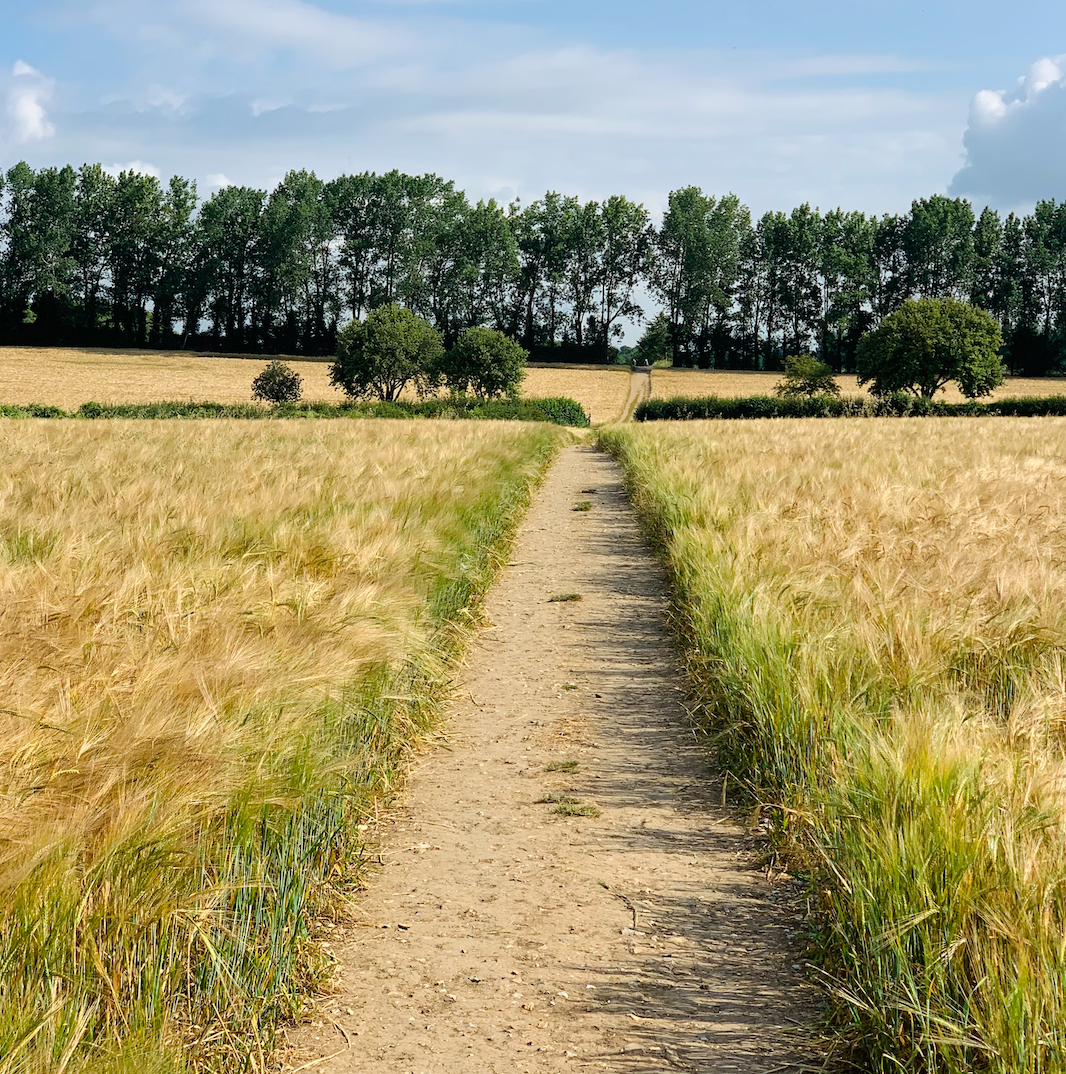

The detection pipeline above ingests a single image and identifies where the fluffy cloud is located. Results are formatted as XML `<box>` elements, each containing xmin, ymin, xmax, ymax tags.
<box><xmin>19</xmin><ymin>1</ymin><xmax>965</xmax><ymax>213</ymax></box>
<box><xmin>103</xmin><ymin>159</ymin><xmax>162</xmax><ymax>177</ymax></box>
<box><xmin>950</xmin><ymin>56</ymin><xmax>1066</xmax><ymax>206</ymax></box>
<box><xmin>6</xmin><ymin>61</ymin><xmax>56</xmax><ymax>143</ymax></box>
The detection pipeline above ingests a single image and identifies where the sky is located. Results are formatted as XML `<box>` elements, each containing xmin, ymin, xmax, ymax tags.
<box><xmin>1</xmin><ymin>0</ymin><xmax>1065</xmax><ymax>217</ymax></box>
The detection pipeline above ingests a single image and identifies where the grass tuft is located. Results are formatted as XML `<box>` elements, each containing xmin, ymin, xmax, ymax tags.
<box><xmin>535</xmin><ymin>794</ymin><xmax>600</xmax><ymax>817</ymax></box>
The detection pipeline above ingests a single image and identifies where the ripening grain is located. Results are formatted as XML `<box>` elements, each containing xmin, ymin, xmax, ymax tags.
<box><xmin>649</xmin><ymin>367</ymin><xmax>1066</xmax><ymax>402</ymax></box>
<box><xmin>601</xmin><ymin>419</ymin><xmax>1066</xmax><ymax>1074</ymax></box>
<box><xmin>0</xmin><ymin>347</ymin><xmax>627</xmax><ymax>424</ymax></box>
<box><xmin>0</xmin><ymin>418</ymin><xmax>560</xmax><ymax>1072</ymax></box>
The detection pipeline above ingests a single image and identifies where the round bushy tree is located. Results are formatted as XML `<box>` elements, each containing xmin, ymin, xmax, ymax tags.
<box><xmin>774</xmin><ymin>354</ymin><xmax>841</xmax><ymax>398</ymax></box>
<box><xmin>440</xmin><ymin>327</ymin><xmax>528</xmax><ymax>399</ymax></box>
<box><xmin>252</xmin><ymin>360</ymin><xmax>303</xmax><ymax>404</ymax></box>
<box><xmin>856</xmin><ymin>297</ymin><xmax>1004</xmax><ymax>399</ymax></box>
<box><xmin>331</xmin><ymin>305</ymin><xmax>444</xmax><ymax>402</ymax></box>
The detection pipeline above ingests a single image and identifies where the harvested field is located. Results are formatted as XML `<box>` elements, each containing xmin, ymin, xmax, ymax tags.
<box><xmin>0</xmin><ymin>418</ymin><xmax>561</xmax><ymax>1072</ymax></box>
<box><xmin>650</xmin><ymin>366</ymin><xmax>1066</xmax><ymax>402</ymax></box>
<box><xmin>601</xmin><ymin>419</ymin><xmax>1066</xmax><ymax>1073</ymax></box>
<box><xmin>0</xmin><ymin>348</ymin><xmax>629</xmax><ymax>424</ymax></box>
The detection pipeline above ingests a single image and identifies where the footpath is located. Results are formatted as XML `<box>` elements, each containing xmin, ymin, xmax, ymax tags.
<box><xmin>284</xmin><ymin>443</ymin><xmax>816</xmax><ymax>1074</ymax></box>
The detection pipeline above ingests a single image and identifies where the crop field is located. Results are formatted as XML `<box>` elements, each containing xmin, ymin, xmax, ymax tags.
<box><xmin>650</xmin><ymin>367</ymin><xmax>1066</xmax><ymax>402</ymax></box>
<box><xmin>0</xmin><ymin>418</ymin><xmax>561</xmax><ymax>1073</ymax></box>
<box><xmin>0</xmin><ymin>347</ymin><xmax>630</xmax><ymax>425</ymax></box>
<box><xmin>600</xmin><ymin>419</ymin><xmax>1066</xmax><ymax>1072</ymax></box>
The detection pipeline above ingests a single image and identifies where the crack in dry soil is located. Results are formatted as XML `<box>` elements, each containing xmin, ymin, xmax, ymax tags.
<box><xmin>283</xmin><ymin>444</ymin><xmax>817</xmax><ymax>1073</ymax></box>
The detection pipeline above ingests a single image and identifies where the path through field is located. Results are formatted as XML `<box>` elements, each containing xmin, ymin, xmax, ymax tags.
<box><xmin>622</xmin><ymin>367</ymin><xmax>651</xmax><ymax>420</ymax></box>
<box><xmin>284</xmin><ymin>444</ymin><xmax>816</xmax><ymax>1074</ymax></box>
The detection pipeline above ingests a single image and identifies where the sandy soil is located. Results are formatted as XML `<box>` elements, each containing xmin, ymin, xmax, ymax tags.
<box><xmin>620</xmin><ymin>369</ymin><xmax>651</xmax><ymax>421</ymax></box>
<box><xmin>282</xmin><ymin>444</ymin><xmax>817</xmax><ymax>1074</ymax></box>
<box><xmin>651</xmin><ymin>367</ymin><xmax>1066</xmax><ymax>402</ymax></box>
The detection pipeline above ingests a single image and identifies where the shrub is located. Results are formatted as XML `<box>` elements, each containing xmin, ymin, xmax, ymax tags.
<box><xmin>774</xmin><ymin>354</ymin><xmax>841</xmax><ymax>397</ymax></box>
<box><xmin>441</xmin><ymin>327</ymin><xmax>528</xmax><ymax>399</ymax></box>
<box><xmin>252</xmin><ymin>360</ymin><xmax>303</xmax><ymax>403</ymax></box>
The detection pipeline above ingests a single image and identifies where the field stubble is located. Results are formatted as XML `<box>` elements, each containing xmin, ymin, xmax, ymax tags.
<box><xmin>0</xmin><ymin>418</ymin><xmax>561</xmax><ymax>1073</ymax></box>
<box><xmin>0</xmin><ymin>347</ymin><xmax>630</xmax><ymax>424</ymax></box>
<box><xmin>600</xmin><ymin>418</ymin><xmax>1066</xmax><ymax>1074</ymax></box>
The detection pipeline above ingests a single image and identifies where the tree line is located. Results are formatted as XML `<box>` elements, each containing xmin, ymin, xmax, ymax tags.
<box><xmin>2</xmin><ymin>159</ymin><xmax>1065</xmax><ymax>373</ymax></box>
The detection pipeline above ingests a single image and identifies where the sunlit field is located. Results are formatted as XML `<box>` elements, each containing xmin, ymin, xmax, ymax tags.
<box><xmin>600</xmin><ymin>419</ymin><xmax>1066</xmax><ymax>1073</ymax></box>
<box><xmin>0</xmin><ymin>418</ymin><xmax>560</xmax><ymax>1073</ymax></box>
<box><xmin>0</xmin><ymin>347</ymin><xmax>629</xmax><ymax>424</ymax></box>
<box><xmin>650</xmin><ymin>367</ymin><xmax>1066</xmax><ymax>402</ymax></box>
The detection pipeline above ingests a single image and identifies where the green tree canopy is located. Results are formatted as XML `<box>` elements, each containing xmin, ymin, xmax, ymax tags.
<box><xmin>330</xmin><ymin>304</ymin><xmax>443</xmax><ymax>401</ymax></box>
<box><xmin>774</xmin><ymin>354</ymin><xmax>840</xmax><ymax>397</ymax></box>
<box><xmin>440</xmin><ymin>326</ymin><xmax>527</xmax><ymax>398</ymax></box>
<box><xmin>856</xmin><ymin>297</ymin><xmax>1005</xmax><ymax>399</ymax></box>
<box><xmin>634</xmin><ymin>313</ymin><xmax>672</xmax><ymax>365</ymax></box>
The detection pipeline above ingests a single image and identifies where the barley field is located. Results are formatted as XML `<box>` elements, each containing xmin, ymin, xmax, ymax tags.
<box><xmin>0</xmin><ymin>418</ymin><xmax>561</xmax><ymax>1073</ymax></box>
<box><xmin>650</xmin><ymin>367</ymin><xmax>1066</xmax><ymax>402</ymax></box>
<box><xmin>600</xmin><ymin>419</ymin><xmax>1066</xmax><ymax>1073</ymax></box>
<box><xmin>0</xmin><ymin>348</ymin><xmax>629</xmax><ymax>424</ymax></box>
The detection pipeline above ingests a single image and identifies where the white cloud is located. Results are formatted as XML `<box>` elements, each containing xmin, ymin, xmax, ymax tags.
<box><xmin>179</xmin><ymin>0</ymin><xmax>403</xmax><ymax>67</ymax></box>
<box><xmin>206</xmin><ymin>172</ymin><xmax>232</xmax><ymax>187</ymax></box>
<box><xmin>6</xmin><ymin>60</ymin><xmax>56</xmax><ymax>142</ymax></box>
<box><xmin>104</xmin><ymin>159</ymin><xmax>162</xmax><ymax>177</ymax></box>
<box><xmin>951</xmin><ymin>55</ymin><xmax>1066</xmax><ymax>206</ymax></box>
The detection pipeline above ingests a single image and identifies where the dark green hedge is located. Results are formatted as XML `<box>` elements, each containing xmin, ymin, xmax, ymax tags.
<box><xmin>634</xmin><ymin>393</ymin><xmax>1066</xmax><ymax>421</ymax></box>
<box><xmin>0</xmin><ymin>396</ymin><xmax>591</xmax><ymax>427</ymax></box>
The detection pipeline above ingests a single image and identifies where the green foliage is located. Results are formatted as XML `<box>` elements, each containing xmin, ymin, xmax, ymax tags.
<box><xmin>62</xmin><ymin>395</ymin><xmax>591</xmax><ymax>426</ymax></box>
<box><xmin>773</xmin><ymin>354</ymin><xmax>841</xmax><ymax>397</ymax></box>
<box><xmin>633</xmin><ymin>313</ymin><xmax>672</xmax><ymax>365</ymax></box>
<box><xmin>330</xmin><ymin>305</ymin><xmax>444</xmax><ymax>401</ymax></box>
<box><xmin>857</xmin><ymin>297</ymin><xmax>1005</xmax><ymax>398</ymax></box>
<box><xmin>634</xmin><ymin>393</ymin><xmax>1066</xmax><ymax>421</ymax></box>
<box><xmin>251</xmin><ymin>360</ymin><xmax>303</xmax><ymax>403</ymax></box>
<box><xmin>440</xmin><ymin>326</ymin><xmax>528</xmax><ymax>398</ymax></box>
<box><xmin>649</xmin><ymin>188</ymin><xmax>748</xmax><ymax>366</ymax></box>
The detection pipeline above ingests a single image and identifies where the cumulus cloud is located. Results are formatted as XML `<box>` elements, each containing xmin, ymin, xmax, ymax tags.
<box><xmin>206</xmin><ymin>172</ymin><xmax>233</xmax><ymax>188</ymax></box>
<box><xmin>950</xmin><ymin>55</ymin><xmax>1066</xmax><ymax>206</ymax></box>
<box><xmin>103</xmin><ymin>159</ymin><xmax>162</xmax><ymax>177</ymax></box>
<box><xmin>6</xmin><ymin>61</ymin><xmax>56</xmax><ymax>142</ymax></box>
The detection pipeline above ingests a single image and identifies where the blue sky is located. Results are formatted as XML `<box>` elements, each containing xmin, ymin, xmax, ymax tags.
<box><xmin>2</xmin><ymin>0</ymin><xmax>1065</xmax><ymax>215</ymax></box>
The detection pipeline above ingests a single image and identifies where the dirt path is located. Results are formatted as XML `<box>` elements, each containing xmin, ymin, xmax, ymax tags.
<box><xmin>284</xmin><ymin>444</ymin><xmax>816</xmax><ymax>1074</ymax></box>
<box><xmin>621</xmin><ymin>369</ymin><xmax>651</xmax><ymax>421</ymax></box>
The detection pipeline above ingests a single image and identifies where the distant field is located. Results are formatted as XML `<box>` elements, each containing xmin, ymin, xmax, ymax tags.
<box><xmin>0</xmin><ymin>347</ymin><xmax>630</xmax><ymax>424</ymax></box>
<box><xmin>0</xmin><ymin>418</ymin><xmax>560</xmax><ymax>1070</ymax></box>
<box><xmin>601</xmin><ymin>418</ymin><xmax>1066</xmax><ymax>1071</ymax></box>
<box><xmin>650</xmin><ymin>367</ymin><xmax>1066</xmax><ymax>402</ymax></box>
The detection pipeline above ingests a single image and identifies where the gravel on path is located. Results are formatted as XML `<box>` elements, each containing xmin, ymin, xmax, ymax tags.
<box><xmin>283</xmin><ymin>443</ymin><xmax>818</xmax><ymax>1074</ymax></box>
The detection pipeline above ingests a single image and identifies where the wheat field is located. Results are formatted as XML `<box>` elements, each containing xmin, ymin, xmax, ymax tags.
<box><xmin>0</xmin><ymin>347</ymin><xmax>630</xmax><ymax>424</ymax></box>
<box><xmin>650</xmin><ymin>367</ymin><xmax>1066</xmax><ymax>402</ymax></box>
<box><xmin>0</xmin><ymin>418</ymin><xmax>561</xmax><ymax>1073</ymax></box>
<box><xmin>600</xmin><ymin>419</ymin><xmax>1066</xmax><ymax>1073</ymax></box>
